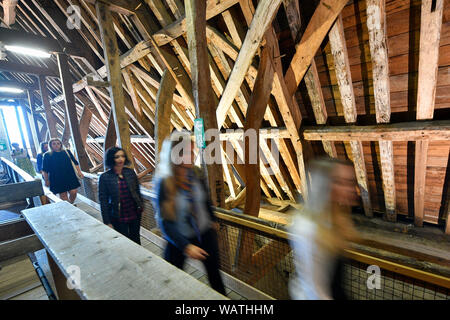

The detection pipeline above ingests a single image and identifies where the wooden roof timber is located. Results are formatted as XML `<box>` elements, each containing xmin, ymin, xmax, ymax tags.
<box><xmin>1</xmin><ymin>0</ymin><xmax>449</xmax><ymax>230</ymax></box>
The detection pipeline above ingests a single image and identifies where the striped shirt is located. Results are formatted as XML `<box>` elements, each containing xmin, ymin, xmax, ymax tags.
<box><xmin>118</xmin><ymin>176</ymin><xmax>138</xmax><ymax>222</ymax></box>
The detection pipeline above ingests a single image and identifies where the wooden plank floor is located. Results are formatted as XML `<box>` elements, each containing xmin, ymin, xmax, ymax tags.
<box><xmin>0</xmin><ymin>254</ymin><xmax>45</xmax><ymax>300</ymax></box>
<box><xmin>2</xmin><ymin>200</ymin><xmax>249</xmax><ymax>300</ymax></box>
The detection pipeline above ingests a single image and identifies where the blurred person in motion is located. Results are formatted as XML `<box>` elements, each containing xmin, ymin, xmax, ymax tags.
<box><xmin>98</xmin><ymin>147</ymin><xmax>143</xmax><ymax>244</ymax></box>
<box><xmin>42</xmin><ymin>138</ymin><xmax>83</xmax><ymax>203</ymax></box>
<box><xmin>36</xmin><ymin>142</ymin><xmax>48</xmax><ymax>174</ymax></box>
<box><xmin>152</xmin><ymin>131</ymin><xmax>226</xmax><ymax>295</ymax></box>
<box><xmin>11</xmin><ymin>142</ymin><xmax>36</xmax><ymax>176</ymax></box>
<box><xmin>289</xmin><ymin>158</ymin><xmax>360</xmax><ymax>300</ymax></box>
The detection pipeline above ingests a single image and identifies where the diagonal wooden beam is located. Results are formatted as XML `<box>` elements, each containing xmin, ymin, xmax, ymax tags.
<box><xmin>152</xmin><ymin>0</ymin><xmax>239</xmax><ymax>46</ymax></box>
<box><xmin>284</xmin><ymin>0</ymin><xmax>348</xmax><ymax>97</ymax></box>
<box><xmin>243</xmin><ymin>45</ymin><xmax>274</xmax><ymax>217</ymax></box>
<box><xmin>284</xmin><ymin>1</ymin><xmax>336</xmax><ymax>159</ymax></box>
<box><xmin>57</xmin><ymin>53</ymin><xmax>90</xmax><ymax>171</ymax></box>
<box><xmin>215</xmin><ymin>0</ymin><xmax>282</xmax><ymax>128</ymax></box>
<box><xmin>155</xmin><ymin>69</ymin><xmax>176</xmax><ymax>155</ymax></box>
<box><xmin>0</xmin><ymin>60</ymin><xmax>58</xmax><ymax>78</ymax></box>
<box><xmin>83</xmin><ymin>0</ymin><xmax>140</xmax><ymax>15</ymax></box>
<box><xmin>132</xmin><ymin>6</ymin><xmax>196</xmax><ymax>117</ymax></box>
<box><xmin>37</xmin><ymin>75</ymin><xmax>58</xmax><ymax>138</ymax></box>
<box><xmin>414</xmin><ymin>0</ymin><xmax>444</xmax><ymax>227</ymax></box>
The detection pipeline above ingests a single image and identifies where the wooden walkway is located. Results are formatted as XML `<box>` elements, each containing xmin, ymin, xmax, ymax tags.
<box><xmin>74</xmin><ymin>201</ymin><xmax>248</xmax><ymax>300</ymax></box>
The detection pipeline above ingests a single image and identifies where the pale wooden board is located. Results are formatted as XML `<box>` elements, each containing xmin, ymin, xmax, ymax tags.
<box><xmin>10</xmin><ymin>285</ymin><xmax>48</xmax><ymax>300</ymax></box>
<box><xmin>22</xmin><ymin>202</ymin><xmax>227</xmax><ymax>300</ymax></box>
<box><xmin>0</xmin><ymin>255</ymin><xmax>41</xmax><ymax>299</ymax></box>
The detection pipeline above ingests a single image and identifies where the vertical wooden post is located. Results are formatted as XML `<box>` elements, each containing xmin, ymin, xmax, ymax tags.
<box><xmin>56</xmin><ymin>53</ymin><xmax>90</xmax><ymax>171</ymax></box>
<box><xmin>27</xmin><ymin>90</ymin><xmax>42</xmax><ymax>148</ymax></box>
<box><xmin>185</xmin><ymin>0</ymin><xmax>224</xmax><ymax>207</ymax></box>
<box><xmin>366</xmin><ymin>0</ymin><xmax>396</xmax><ymax>221</ymax></box>
<box><xmin>20</xmin><ymin>102</ymin><xmax>38</xmax><ymax>158</ymax></box>
<box><xmin>243</xmin><ymin>46</ymin><xmax>274</xmax><ymax>218</ymax></box>
<box><xmin>329</xmin><ymin>14</ymin><xmax>373</xmax><ymax>218</ymax></box>
<box><xmin>14</xmin><ymin>105</ymin><xmax>28</xmax><ymax>152</ymax></box>
<box><xmin>38</xmin><ymin>75</ymin><xmax>58</xmax><ymax>139</ymax></box>
<box><xmin>96</xmin><ymin>1</ymin><xmax>132</xmax><ymax>162</ymax></box>
<box><xmin>414</xmin><ymin>0</ymin><xmax>443</xmax><ymax>227</ymax></box>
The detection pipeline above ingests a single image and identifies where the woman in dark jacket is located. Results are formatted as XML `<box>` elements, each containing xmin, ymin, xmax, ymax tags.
<box><xmin>153</xmin><ymin>131</ymin><xmax>226</xmax><ymax>295</ymax></box>
<box><xmin>98</xmin><ymin>147</ymin><xmax>143</xmax><ymax>244</ymax></box>
<box><xmin>42</xmin><ymin>138</ymin><xmax>83</xmax><ymax>203</ymax></box>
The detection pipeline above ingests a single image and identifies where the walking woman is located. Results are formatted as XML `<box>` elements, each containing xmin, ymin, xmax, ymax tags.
<box><xmin>289</xmin><ymin>158</ymin><xmax>360</xmax><ymax>300</ymax></box>
<box><xmin>98</xmin><ymin>147</ymin><xmax>143</xmax><ymax>244</ymax></box>
<box><xmin>36</xmin><ymin>142</ymin><xmax>48</xmax><ymax>174</ymax></box>
<box><xmin>42</xmin><ymin>138</ymin><xmax>83</xmax><ymax>203</ymax></box>
<box><xmin>11</xmin><ymin>142</ymin><xmax>36</xmax><ymax>176</ymax></box>
<box><xmin>152</xmin><ymin>131</ymin><xmax>226</xmax><ymax>295</ymax></box>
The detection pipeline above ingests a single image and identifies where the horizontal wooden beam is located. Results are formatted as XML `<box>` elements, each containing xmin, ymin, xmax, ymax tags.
<box><xmin>0</xmin><ymin>234</ymin><xmax>44</xmax><ymax>262</ymax></box>
<box><xmin>0</xmin><ymin>80</ymin><xmax>37</xmax><ymax>90</ymax></box>
<box><xmin>303</xmin><ymin>120</ymin><xmax>450</xmax><ymax>141</ymax></box>
<box><xmin>0</xmin><ymin>180</ymin><xmax>44</xmax><ymax>203</ymax></box>
<box><xmin>0</xmin><ymin>218</ymin><xmax>33</xmax><ymax>243</ymax></box>
<box><xmin>0</xmin><ymin>60</ymin><xmax>58</xmax><ymax>77</ymax></box>
<box><xmin>88</xmin><ymin>127</ymin><xmax>290</xmax><ymax>144</ymax></box>
<box><xmin>0</xmin><ymin>27</ymin><xmax>83</xmax><ymax>57</ymax></box>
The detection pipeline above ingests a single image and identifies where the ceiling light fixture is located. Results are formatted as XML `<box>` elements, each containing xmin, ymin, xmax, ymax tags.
<box><xmin>4</xmin><ymin>45</ymin><xmax>51</xmax><ymax>58</ymax></box>
<box><xmin>0</xmin><ymin>87</ymin><xmax>24</xmax><ymax>93</ymax></box>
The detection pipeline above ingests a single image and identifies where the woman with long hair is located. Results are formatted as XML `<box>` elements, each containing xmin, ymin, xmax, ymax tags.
<box><xmin>42</xmin><ymin>138</ymin><xmax>83</xmax><ymax>203</ymax></box>
<box><xmin>11</xmin><ymin>142</ymin><xmax>36</xmax><ymax>176</ymax></box>
<box><xmin>289</xmin><ymin>158</ymin><xmax>360</xmax><ymax>300</ymax></box>
<box><xmin>98</xmin><ymin>147</ymin><xmax>143</xmax><ymax>244</ymax></box>
<box><xmin>152</xmin><ymin>131</ymin><xmax>226</xmax><ymax>295</ymax></box>
<box><xmin>36</xmin><ymin>142</ymin><xmax>48</xmax><ymax>174</ymax></box>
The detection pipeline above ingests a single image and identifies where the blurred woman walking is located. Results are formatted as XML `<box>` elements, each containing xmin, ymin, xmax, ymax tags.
<box><xmin>42</xmin><ymin>138</ymin><xmax>83</xmax><ymax>203</ymax></box>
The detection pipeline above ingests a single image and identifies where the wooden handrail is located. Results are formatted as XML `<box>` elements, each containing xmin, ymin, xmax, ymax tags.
<box><xmin>213</xmin><ymin>207</ymin><xmax>450</xmax><ymax>289</ymax></box>
<box><xmin>2</xmin><ymin>157</ymin><xmax>61</xmax><ymax>204</ymax></box>
<box><xmin>1</xmin><ymin>157</ymin><xmax>35</xmax><ymax>182</ymax></box>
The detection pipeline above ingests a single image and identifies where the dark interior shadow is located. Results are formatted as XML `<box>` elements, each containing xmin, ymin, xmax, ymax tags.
<box><xmin>353</xmin><ymin>0</ymin><xmax>371</xmax><ymax>116</ymax></box>
<box><xmin>407</xmin><ymin>3</ymin><xmax>421</xmax><ymax>113</ymax></box>
<box><xmin>370</xmin><ymin>141</ymin><xmax>385</xmax><ymax>213</ymax></box>
<box><xmin>438</xmin><ymin>150</ymin><xmax>450</xmax><ymax>227</ymax></box>
<box><xmin>407</xmin><ymin>141</ymin><xmax>415</xmax><ymax>218</ymax></box>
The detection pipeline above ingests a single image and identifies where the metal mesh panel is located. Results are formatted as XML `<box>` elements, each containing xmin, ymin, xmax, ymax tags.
<box><xmin>344</xmin><ymin>260</ymin><xmax>450</xmax><ymax>300</ymax></box>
